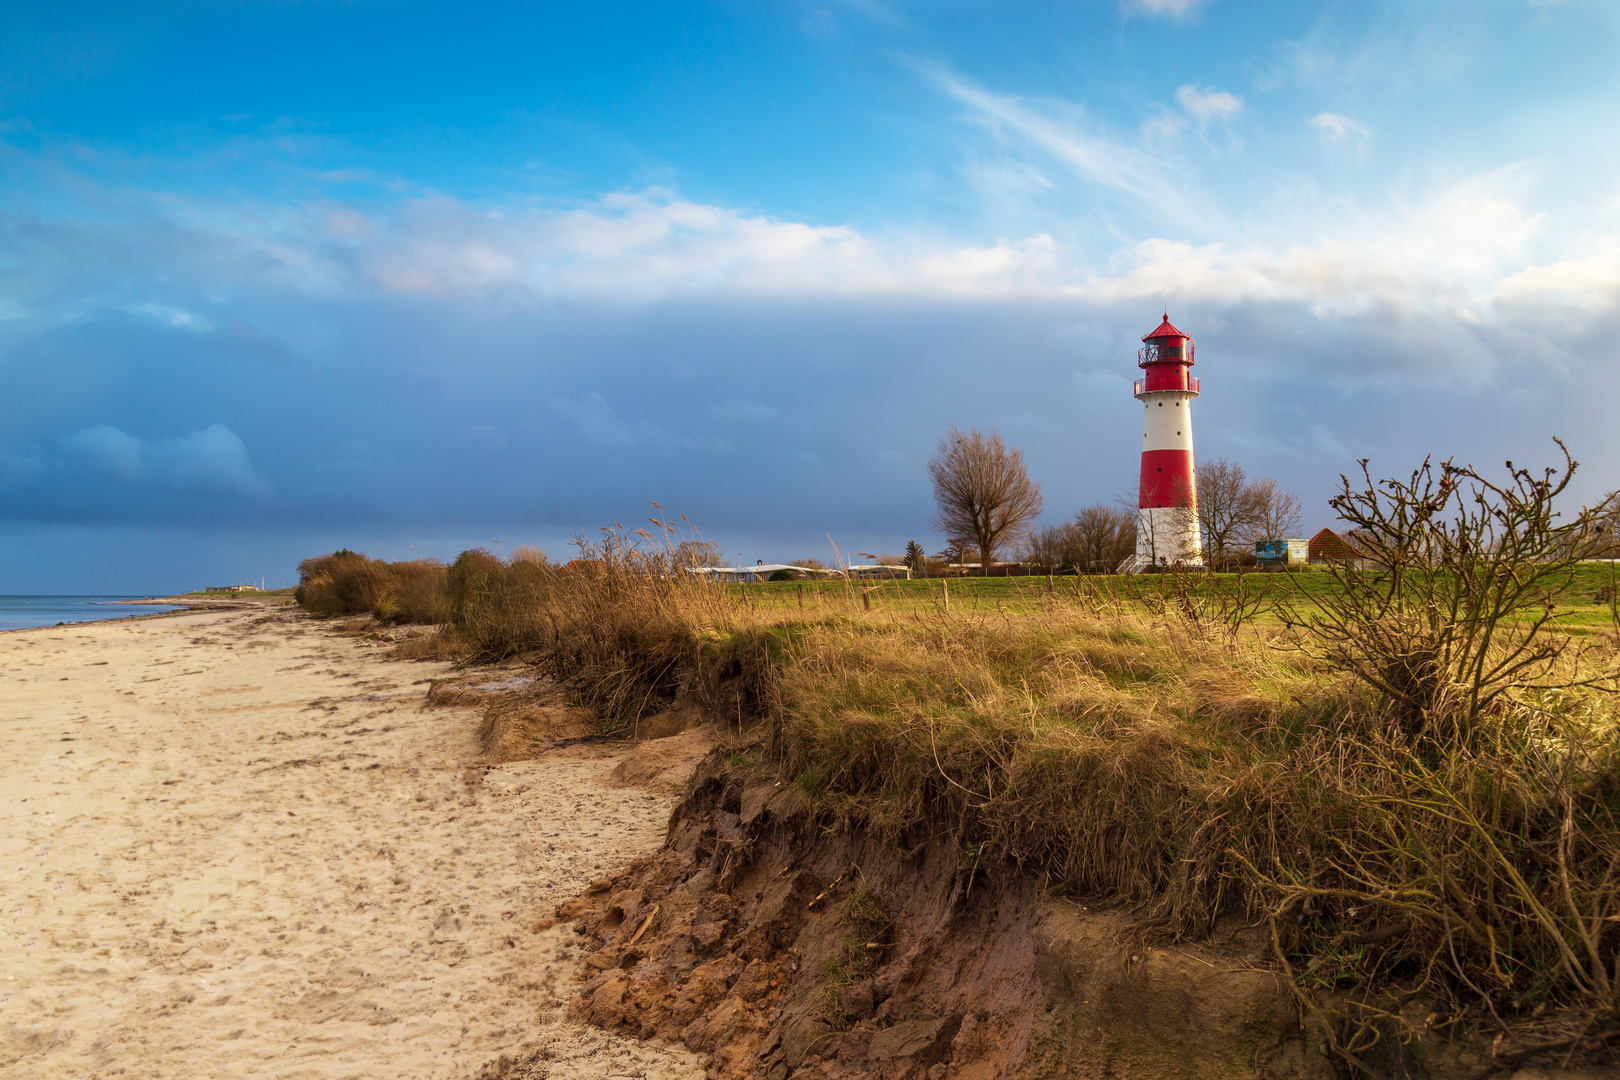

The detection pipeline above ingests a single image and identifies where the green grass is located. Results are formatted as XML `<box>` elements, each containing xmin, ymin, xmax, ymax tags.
<box><xmin>172</xmin><ymin>587</ymin><xmax>296</xmax><ymax>601</ymax></box>
<box><xmin>725</xmin><ymin>562</ymin><xmax>1620</xmax><ymax>635</ymax></box>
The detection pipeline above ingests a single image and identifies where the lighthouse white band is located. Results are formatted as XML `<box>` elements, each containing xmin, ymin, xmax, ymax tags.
<box><xmin>1127</xmin><ymin>506</ymin><xmax>1202</xmax><ymax>571</ymax></box>
<box><xmin>1139</xmin><ymin>391</ymin><xmax>1196</xmax><ymax>454</ymax></box>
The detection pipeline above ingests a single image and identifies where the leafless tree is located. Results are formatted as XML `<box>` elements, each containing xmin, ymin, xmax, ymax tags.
<box><xmin>1073</xmin><ymin>503</ymin><xmax>1137</xmax><ymax>572</ymax></box>
<box><xmin>1194</xmin><ymin>459</ymin><xmax>1306</xmax><ymax>567</ymax></box>
<box><xmin>673</xmin><ymin>539</ymin><xmax>723</xmax><ymax>568</ymax></box>
<box><xmin>1242</xmin><ymin>477</ymin><xmax>1304</xmax><ymax>545</ymax></box>
<box><xmin>928</xmin><ymin>424</ymin><xmax>1044</xmax><ymax>575</ymax></box>
<box><xmin>1023</xmin><ymin>505</ymin><xmax>1136</xmax><ymax>573</ymax></box>
<box><xmin>1195</xmin><ymin>458</ymin><xmax>1256</xmax><ymax>569</ymax></box>
<box><xmin>1023</xmin><ymin>523</ymin><xmax>1079</xmax><ymax>570</ymax></box>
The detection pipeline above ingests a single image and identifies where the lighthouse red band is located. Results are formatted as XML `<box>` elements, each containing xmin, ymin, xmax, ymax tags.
<box><xmin>1130</xmin><ymin>314</ymin><xmax>1204</xmax><ymax>570</ymax></box>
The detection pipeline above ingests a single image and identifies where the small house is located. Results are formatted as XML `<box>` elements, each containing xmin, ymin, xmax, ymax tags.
<box><xmin>1307</xmin><ymin>528</ymin><xmax>1369</xmax><ymax>567</ymax></box>
<box><xmin>1254</xmin><ymin>538</ymin><xmax>1308</xmax><ymax>569</ymax></box>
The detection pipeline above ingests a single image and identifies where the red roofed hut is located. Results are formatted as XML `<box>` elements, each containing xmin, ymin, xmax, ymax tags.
<box><xmin>1308</xmin><ymin>528</ymin><xmax>1363</xmax><ymax>566</ymax></box>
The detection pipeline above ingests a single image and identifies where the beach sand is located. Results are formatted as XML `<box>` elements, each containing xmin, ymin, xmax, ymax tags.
<box><xmin>0</xmin><ymin>606</ymin><xmax>704</xmax><ymax>1079</ymax></box>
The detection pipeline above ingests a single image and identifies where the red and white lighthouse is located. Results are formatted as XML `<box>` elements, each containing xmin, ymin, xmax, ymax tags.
<box><xmin>1128</xmin><ymin>314</ymin><xmax>1203</xmax><ymax>570</ymax></box>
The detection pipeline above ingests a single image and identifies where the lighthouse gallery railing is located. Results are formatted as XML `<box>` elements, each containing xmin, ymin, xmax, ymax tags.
<box><xmin>1134</xmin><ymin>376</ymin><xmax>1199</xmax><ymax>396</ymax></box>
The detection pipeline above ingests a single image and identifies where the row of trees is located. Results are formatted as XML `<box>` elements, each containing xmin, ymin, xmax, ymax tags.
<box><xmin>926</xmin><ymin>425</ymin><xmax>1304</xmax><ymax>573</ymax></box>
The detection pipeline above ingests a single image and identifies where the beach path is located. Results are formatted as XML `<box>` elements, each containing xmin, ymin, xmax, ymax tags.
<box><xmin>0</xmin><ymin>606</ymin><xmax>703</xmax><ymax>1079</ymax></box>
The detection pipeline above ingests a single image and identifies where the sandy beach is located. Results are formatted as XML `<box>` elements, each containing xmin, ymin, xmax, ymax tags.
<box><xmin>0</xmin><ymin>605</ymin><xmax>704</xmax><ymax>1079</ymax></box>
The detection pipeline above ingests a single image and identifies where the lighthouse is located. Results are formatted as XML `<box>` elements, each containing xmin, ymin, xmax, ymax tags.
<box><xmin>1127</xmin><ymin>313</ymin><xmax>1203</xmax><ymax>571</ymax></box>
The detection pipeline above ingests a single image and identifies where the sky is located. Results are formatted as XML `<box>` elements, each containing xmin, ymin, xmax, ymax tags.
<box><xmin>2</xmin><ymin>0</ymin><xmax>1618</xmax><ymax>591</ymax></box>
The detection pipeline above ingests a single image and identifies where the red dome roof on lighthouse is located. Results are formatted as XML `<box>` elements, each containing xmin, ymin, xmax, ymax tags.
<box><xmin>1142</xmin><ymin>313</ymin><xmax>1188</xmax><ymax>342</ymax></box>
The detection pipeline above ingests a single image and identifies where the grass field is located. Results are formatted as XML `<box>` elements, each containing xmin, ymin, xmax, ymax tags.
<box><xmin>723</xmin><ymin>562</ymin><xmax>1620</xmax><ymax>635</ymax></box>
<box><xmin>171</xmin><ymin>588</ymin><xmax>297</xmax><ymax>602</ymax></box>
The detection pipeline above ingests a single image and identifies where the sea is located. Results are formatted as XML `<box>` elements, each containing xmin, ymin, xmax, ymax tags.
<box><xmin>0</xmin><ymin>596</ymin><xmax>185</xmax><ymax>632</ymax></box>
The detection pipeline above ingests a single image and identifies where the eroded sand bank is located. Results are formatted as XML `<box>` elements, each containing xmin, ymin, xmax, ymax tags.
<box><xmin>0</xmin><ymin>606</ymin><xmax>703</xmax><ymax>1079</ymax></box>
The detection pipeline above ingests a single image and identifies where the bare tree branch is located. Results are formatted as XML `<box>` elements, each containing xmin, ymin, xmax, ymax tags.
<box><xmin>928</xmin><ymin>425</ymin><xmax>1043</xmax><ymax>575</ymax></box>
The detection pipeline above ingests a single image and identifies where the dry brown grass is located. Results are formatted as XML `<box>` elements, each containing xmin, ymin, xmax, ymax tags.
<box><xmin>295</xmin><ymin>550</ymin><xmax>448</xmax><ymax>624</ymax></box>
<box><xmin>296</xmin><ymin>516</ymin><xmax>1620</xmax><ymax>1071</ymax></box>
<box><xmin>523</xmin><ymin>537</ymin><xmax>1620</xmax><ymax>1069</ymax></box>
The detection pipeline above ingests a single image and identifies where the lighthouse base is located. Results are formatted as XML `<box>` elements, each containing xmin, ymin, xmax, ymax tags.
<box><xmin>1120</xmin><ymin>506</ymin><xmax>1204</xmax><ymax>573</ymax></box>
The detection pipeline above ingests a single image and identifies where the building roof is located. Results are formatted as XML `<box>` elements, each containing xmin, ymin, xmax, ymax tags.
<box><xmin>1142</xmin><ymin>313</ymin><xmax>1188</xmax><ymax>342</ymax></box>
<box><xmin>690</xmin><ymin>564</ymin><xmax>839</xmax><ymax>576</ymax></box>
<box><xmin>1307</xmin><ymin>527</ymin><xmax>1360</xmax><ymax>559</ymax></box>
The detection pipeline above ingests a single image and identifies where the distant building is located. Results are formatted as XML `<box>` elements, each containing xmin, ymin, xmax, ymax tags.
<box><xmin>205</xmin><ymin>584</ymin><xmax>259</xmax><ymax>593</ymax></box>
<box><xmin>1125</xmin><ymin>313</ymin><xmax>1204</xmax><ymax>572</ymax></box>
<box><xmin>691</xmin><ymin>564</ymin><xmax>840</xmax><ymax>582</ymax></box>
<box><xmin>1254</xmin><ymin>539</ymin><xmax>1308</xmax><ymax>569</ymax></box>
<box><xmin>1307</xmin><ymin>528</ymin><xmax>1369</xmax><ymax>567</ymax></box>
<box><xmin>845</xmin><ymin>565</ymin><xmax>911</xmax><ymax>580</ymax></box>
<box><xmin>946</xmin><ymin>562</ymin><xmax>1033</xmax><ymax>577</ymax></box>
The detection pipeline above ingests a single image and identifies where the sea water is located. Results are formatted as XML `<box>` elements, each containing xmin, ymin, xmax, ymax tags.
<box><xmin>0</xmin><ymin>596</ymin><xmax>184</xmax><ymax>632</ymax></box>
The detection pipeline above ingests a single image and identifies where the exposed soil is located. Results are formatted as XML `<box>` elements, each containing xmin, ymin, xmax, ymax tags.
<box><xmin>553</xmin><ymin>747</ymin><xmax>1608</xmax><ymax>1080</ymax></box>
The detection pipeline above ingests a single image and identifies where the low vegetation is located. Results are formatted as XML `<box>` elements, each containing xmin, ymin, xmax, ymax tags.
<box><xmin>297</xmin><ymin>450</ymin><xmax>1620</xmax><ymax>1073</ymax></box>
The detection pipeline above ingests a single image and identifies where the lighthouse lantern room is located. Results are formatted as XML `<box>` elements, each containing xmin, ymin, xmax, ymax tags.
<box><xmin>1126</xmin><ymin>314</ymin><xmax>1204</xmax><ymax>571</ymax></box>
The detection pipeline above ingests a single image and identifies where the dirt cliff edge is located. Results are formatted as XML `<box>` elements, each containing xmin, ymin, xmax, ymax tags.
<box><xmin>555</xmin><ymin>746</ymin><xmax>1371</xmax><ymax>1080</ymax></box>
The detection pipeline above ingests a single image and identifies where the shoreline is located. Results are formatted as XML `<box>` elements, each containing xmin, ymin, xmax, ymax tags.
<box><xmin>0</xmin><ymin>604</ymin><xmax>210</xmax><ymax>635</ymax></box>
<box><xmin>0</xmin><ymin>595</ymin><xmax>286</xmax><ymax>635</ymax></box>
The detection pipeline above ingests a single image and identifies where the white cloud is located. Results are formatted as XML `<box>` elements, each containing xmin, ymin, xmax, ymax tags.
<box><xmin>1493</xmin><ymin>241</ymin><xmax>1620</xmax><ymax>314</ymax></box>
<box><xmin>1121</xmin><ymin>0</ymin><xmax>1208</xmax><ymax>18</ymax></box>
<box><xmin>1175</xmin><ymin>85</ymin><xmax>1244</xmax><ymax>122</ymax></box>
<box><xmin>7</xmin><ymin>139</ymin><xmax>1619</xmax><ymax>386</ymax></box>
<box><xmin>921</xmin><ymin>65</ymin><xmax>1201</xmax><ymax>227</ymax></box>
<box><xmin>1310</xmin><ymin>112</ymin><xmax>1370</xmax><ymax>144</ymax></box>
<box><xmin>126</xmin><ymin>302</ymin><xmax>214</xmax><ymax>332</ymax></box>
<box><xmin>1140</xmin><ymin>109</ymin><xmax>1186</xmax><ymax>142</ymax></box>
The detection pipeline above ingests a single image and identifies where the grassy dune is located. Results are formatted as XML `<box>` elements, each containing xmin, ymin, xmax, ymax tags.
<box><xmin>296</xmin><ymin>537</ymin><xmax>1620</xmax><ymax>1068</ymax></box>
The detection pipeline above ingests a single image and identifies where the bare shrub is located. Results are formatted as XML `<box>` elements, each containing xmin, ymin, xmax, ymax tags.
<box><xmin>1194</xmin><ymin>458</ymin><xmax>1253</xmax><ymax>568</ymax></box>
<box><xmin>928</xmin><ymin>424</ymin><xmax>1043</xmax><ymax>575</ymax></box>
<box><xmin>1293</xmin><ymin>440</ymin><xmax>1616</xmax><ymax>742</ymax></box>
<box><xmin>1025</xmin><ymin>505</ymin><xmax>1136</xmax><ymax>573</ymax></box>
<box><xmin>535</xmin><ymin>522</ymin><xmax>748</xmax><ymax>734</ymax></box>
<box><xmin>444</xmin><ymin>548</ymin><xmax>555</xmax><ymax>662</ymax></box>
<box><xmin>1023</xmin><ymin>522</ymin><xmax>1080</xmax><ymax>571</ymax></box>
<box><xmin>295</xmin><ymin>550</ymin><xmax>447</xmax><ymax>624</ymax></box>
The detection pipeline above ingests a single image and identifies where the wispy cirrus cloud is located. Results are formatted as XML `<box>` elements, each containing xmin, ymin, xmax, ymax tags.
<box><xmin>919</xmin><ymin>64</ymin><xmax>1206</xmax><ymax>229</ymax></box>
<box><xmin>1175</xmin><ymin>84</ymin><xmax>1243</xmax><ymax>123</ymax></box>
<box><xmin>1310</xmin><ymin>111</ymin><xmax>1370</xmax><ymax>146</ymax></box>
<box><xmin>1120</xmin><ymin>0</ymin><xmax>1209</xmax><ymax>19</ymax></box>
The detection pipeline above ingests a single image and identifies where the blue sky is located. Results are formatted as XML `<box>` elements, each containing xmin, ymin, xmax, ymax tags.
<box><xmin>2</xmin><ymin>0</ymin><xmax>1618</xmax><ymax>590</ymax></box>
